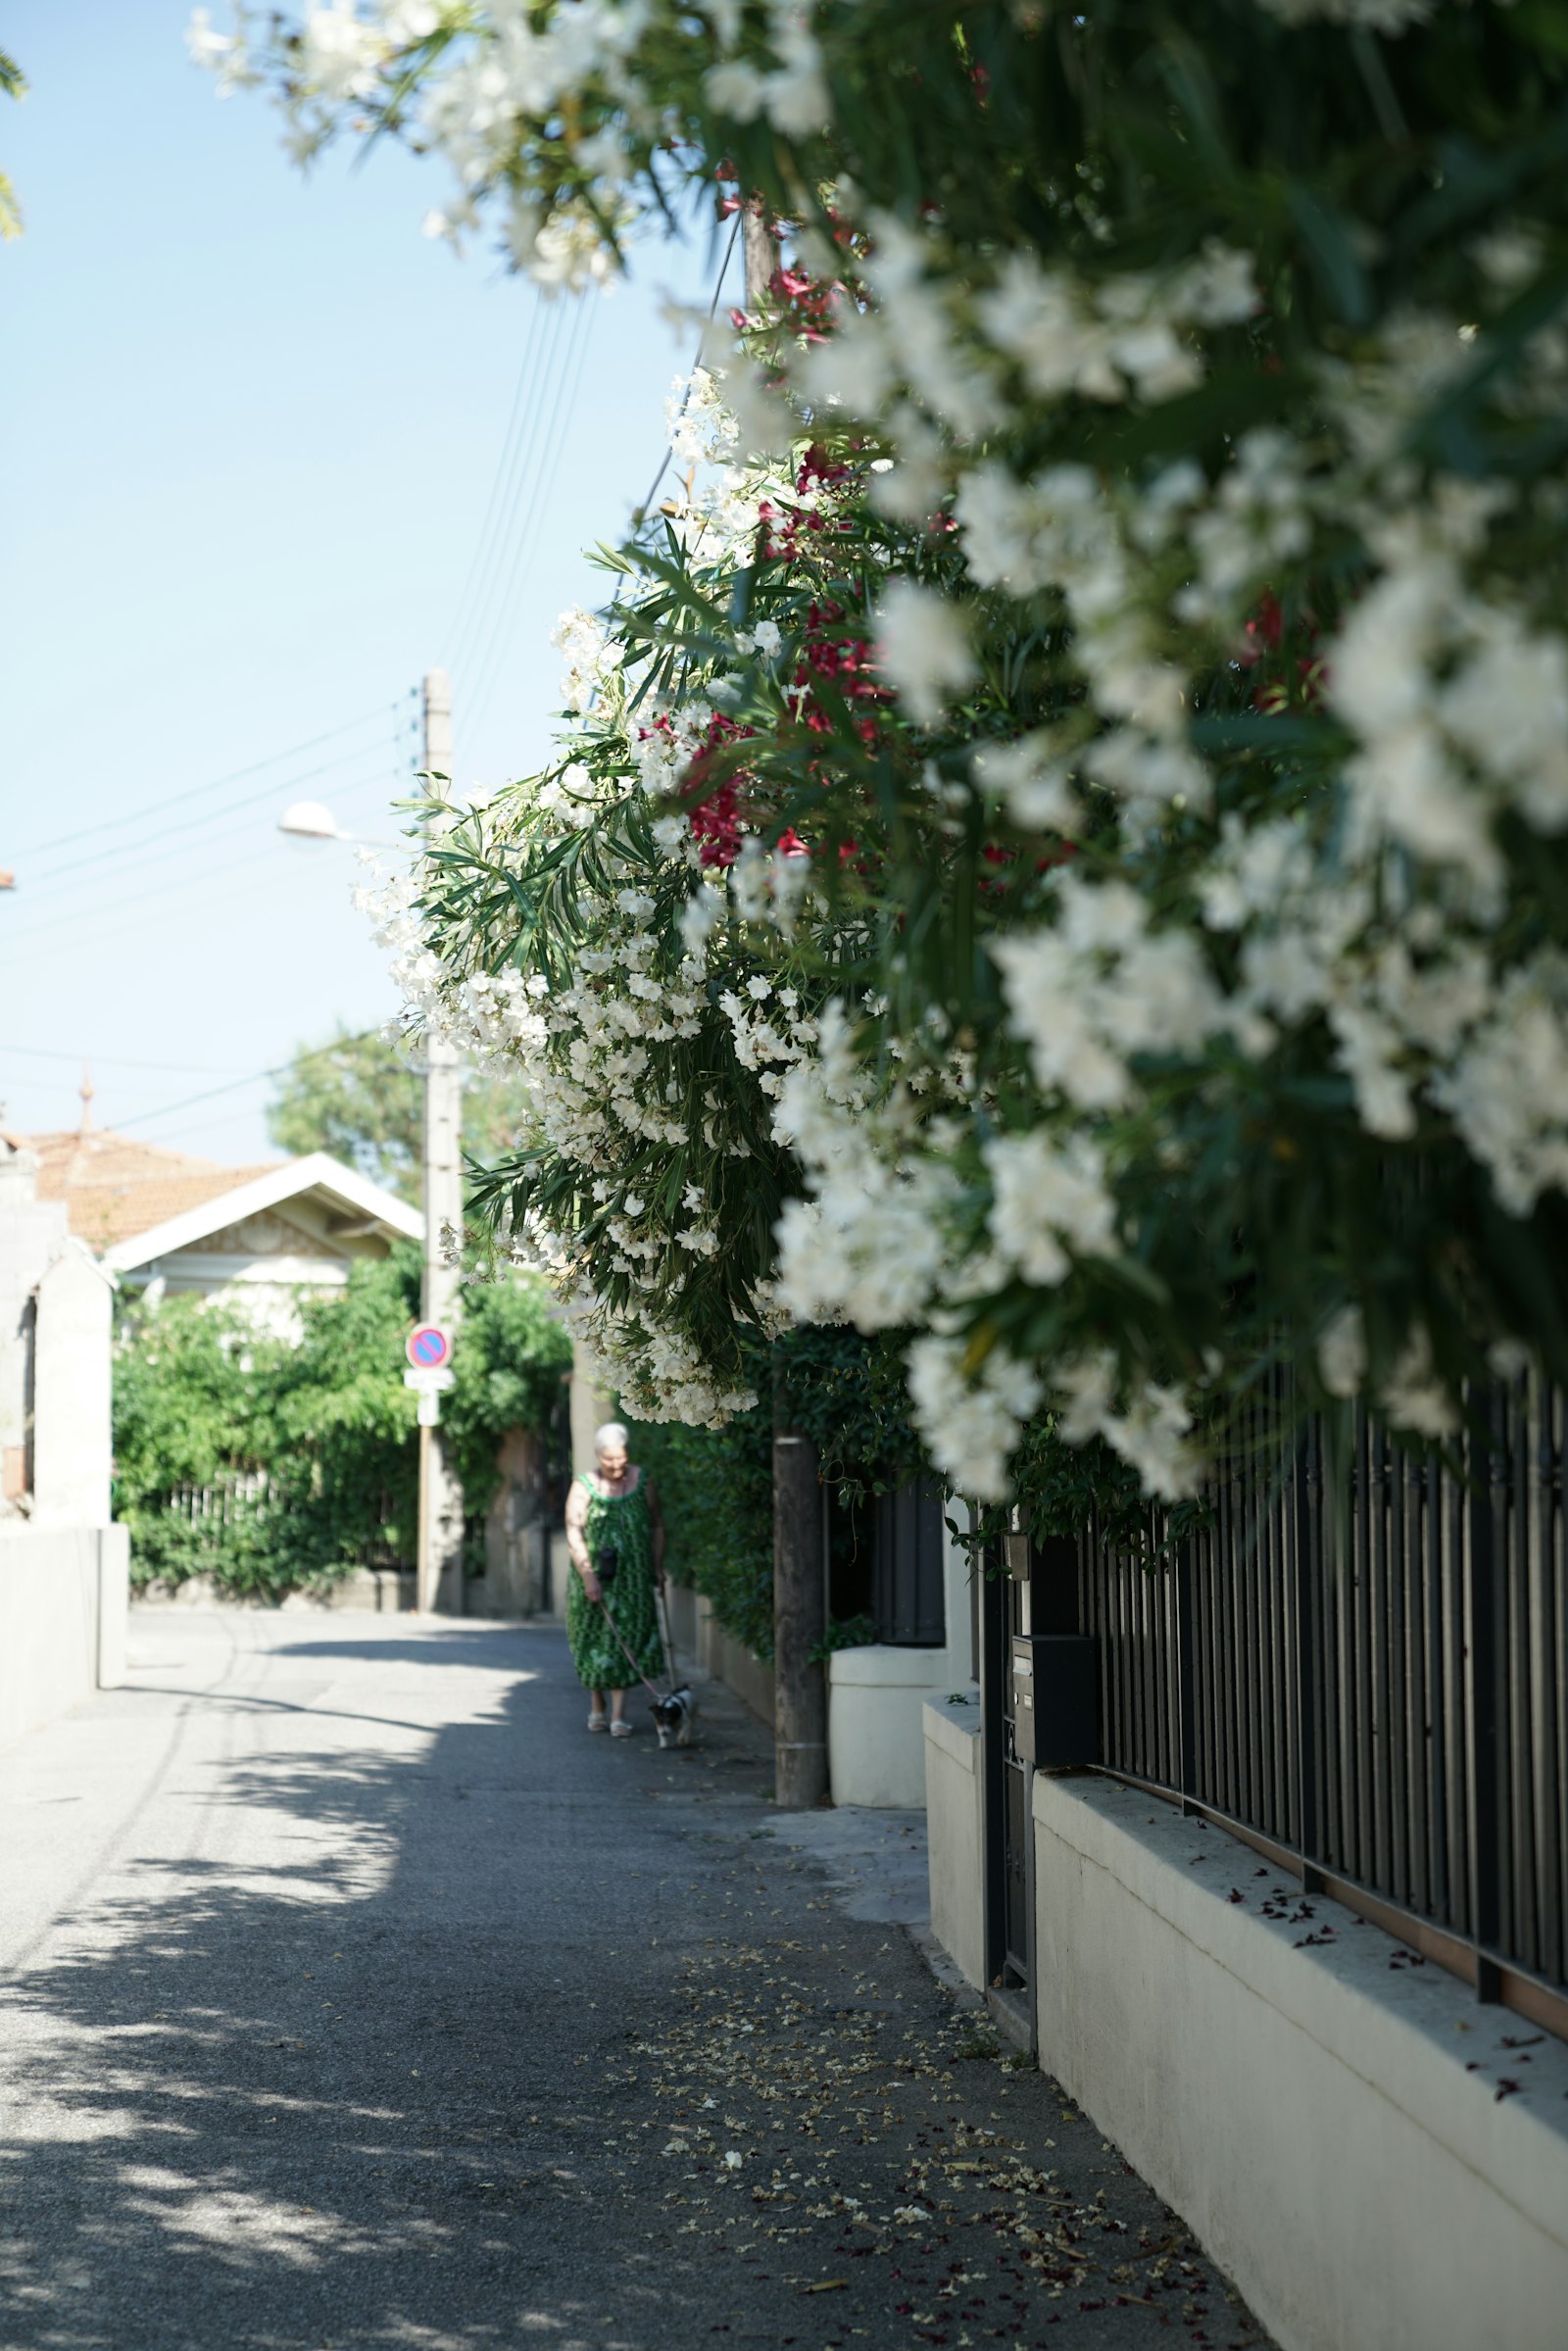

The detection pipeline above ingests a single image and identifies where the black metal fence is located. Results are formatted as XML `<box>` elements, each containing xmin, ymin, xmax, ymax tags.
<box><xmin>1070</xmin><ymin>1372</ymin><xmax>1568</xmax><ymax>2021</ymax></box>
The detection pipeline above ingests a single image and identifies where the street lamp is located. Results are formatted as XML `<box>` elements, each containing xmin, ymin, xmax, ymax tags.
<box><xmin>278</xmin><ymin>801</ymin><xmax>398</xmax><ymax>850</ymax></box>
<box><xmin>276</xmin><ymin>679</ymin><xmax>465</xmax><ymax>1614</ymax></box>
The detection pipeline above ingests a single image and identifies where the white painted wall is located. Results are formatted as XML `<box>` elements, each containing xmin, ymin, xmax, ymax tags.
<box><xmin>0</xmin><ymin>1524</ymin><xmax>127</xmax><ymax>1748</ymax></box>
<box><xmin>0</xmin><ymin>1147</ymin><xmax>69</xmax><ymax>1512</ymax></box>
<box><xmin>1033</xmin><ymin>1773</ymin><xmax>1568</xmax><ymax>2351</ymax></box>
<box><xmin>923</xmin><ymin>1691</ymin><xmax>985</xmax><ymax>1989</ymax></box>
<box><xmin>828</xmin><ymin>1504</ymin><xmax>975</xmax><ymax>1808</ymax></box>
<box><xmin>31</xmin><ymin>1243</ymin><xmax>115</xmax><ymax>1527</ymax></box>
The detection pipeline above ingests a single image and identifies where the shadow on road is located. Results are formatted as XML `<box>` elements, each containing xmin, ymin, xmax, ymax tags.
<box><xmin>0</xmin><ymin>1622</ymin><xmax>771</xmax><ymax>2351</ymax></box>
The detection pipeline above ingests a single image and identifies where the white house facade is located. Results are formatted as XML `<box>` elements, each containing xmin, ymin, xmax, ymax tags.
<box><xmin>103</xmin><ymin>1152</ymin><xmax>423</xmax><ymax>1334</ymax></box>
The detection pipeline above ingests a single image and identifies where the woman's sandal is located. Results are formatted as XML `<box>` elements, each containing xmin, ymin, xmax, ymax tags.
<box><xmin>610</xmin><ymin>1719</ymin><xmax>634</xmax><ymax>1738</ymax></box>
<box><xmin>587</xmin><ymin>1712</ymin><xmax>609</xmax><ymax>1732</ymax></box>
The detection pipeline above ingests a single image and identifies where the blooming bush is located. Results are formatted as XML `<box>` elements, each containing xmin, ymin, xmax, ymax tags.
<box><xmin>207</xmin><ymin>1</ymin><xmax>1568</xmax><ymax>1510</ymax></box>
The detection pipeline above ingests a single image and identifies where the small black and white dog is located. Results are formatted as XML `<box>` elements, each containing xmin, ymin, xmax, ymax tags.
<box><xmin>652</xmin><ymin>1686</ymin><xmax>698</xmax><ymax>1748</ymax></box>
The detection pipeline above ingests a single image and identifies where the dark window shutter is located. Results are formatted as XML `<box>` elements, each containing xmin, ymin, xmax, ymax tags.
<box><xmin>872</xmin><ymin>1477</ymin><xmax>947</xmax><ymax>1645</ymax></box>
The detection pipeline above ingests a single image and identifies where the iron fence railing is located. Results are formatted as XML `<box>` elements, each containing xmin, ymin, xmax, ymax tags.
<box><xmin>1073</xmin><ymin>1371</ymin><xmax>1568</xmax><ymax>2020</ymax></box>
<box><xmin>165</xmin><ymin>1471</ymin><xmax>271</xmax><ymax>1527</ymax></box>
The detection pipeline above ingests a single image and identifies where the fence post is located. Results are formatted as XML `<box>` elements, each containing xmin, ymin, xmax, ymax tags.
<box><xmin>1297</xmin><ymin>1420</ymin><xmax>1324</xmax><ymax>1893</ymax></box>
<box><xmin>1175</xmin><ymin>1532</ymin><xmax>1198</xmax><ymax>1814</ymax></box>
<box><xmin>1468</xmin><ymin>1392</ymin><xmax>1504</xmax><ymax>2003</ymax></box>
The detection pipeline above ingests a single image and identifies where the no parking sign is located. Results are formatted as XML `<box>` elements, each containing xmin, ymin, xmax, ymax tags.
<box><xmin>404</xmin><ymin>1325</ymin><xmax>454</xmax><ymax>1423</ymax></box>
<box><xmin>406</xmin><ymin>1324</ymin><xmax>452</xmax><ymax>1370</ymax></box>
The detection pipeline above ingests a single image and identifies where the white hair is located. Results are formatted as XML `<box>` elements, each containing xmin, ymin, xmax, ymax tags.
<box><xmin>594</xmin><ymin>1420</ymin><xmax>630</xmax><ymax>1454</ymax></box>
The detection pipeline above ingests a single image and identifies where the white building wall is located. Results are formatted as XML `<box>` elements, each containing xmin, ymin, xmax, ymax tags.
<box><xmin>1033</xmin><ymin>1772</ymin><xmax>1568</xmax><ymax>2351</ymax></box>
<box><xmin>0</xmin><ymin>1149</ymin><xmax>69</xmax><ymax>1511</ymax></box>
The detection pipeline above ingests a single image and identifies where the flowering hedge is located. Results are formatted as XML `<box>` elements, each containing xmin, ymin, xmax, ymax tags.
<box><xmin>206</xmin><ymin>1</ymin><xmax>1568</xmax><ymax>1509</ymax></box>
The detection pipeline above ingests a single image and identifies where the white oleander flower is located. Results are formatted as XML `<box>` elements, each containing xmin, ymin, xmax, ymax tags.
<box><xmin>1317</xmin><ymin>1305</ymin><xmax>1367</xmax><ymax>1399</ymax></box>
<box><xmin>906</xmin><ymin>1334</ymin><xmax>1042</xmax><ymax>1503</ymax></box>
<box><xmin>984</xmin><ymin>1131</ymin><xmax>1117</xmax><ymax>1286</ymax></box>
<box><xmin>873</xmin><ymin>580</ymin><xmax>976</xmax><ymax>727</ymax></box>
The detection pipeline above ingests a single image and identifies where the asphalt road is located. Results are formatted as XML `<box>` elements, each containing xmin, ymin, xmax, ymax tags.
<box><xmin>0</xmin><ymin>1611</ymin><xmax>1269</xmax><ymax>2350</ymax></box>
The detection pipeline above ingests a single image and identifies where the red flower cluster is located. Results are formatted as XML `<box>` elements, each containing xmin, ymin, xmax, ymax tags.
<box><xmin>767</xmin><ymin>261</ymin><xmax>838</xmax><ymax>342</ymax></box>
<box><xmin>683</xmin><ymin>711</ymin><xmax>757</xmax><ymax>867</ymax></box>
<box><xmin>756</xmin><ymin>447</ymin><xmax>855</xmax><ymax>560</ymax></box>
<box><xmin>791</xmin><ymin>599</ymin><xmax>882</xmax><ymax>745</ymax></box>
<box><xmin>1239</xmin><ymin>590</ymin><xmax>1324</xmax><ymax>711</ymax></box>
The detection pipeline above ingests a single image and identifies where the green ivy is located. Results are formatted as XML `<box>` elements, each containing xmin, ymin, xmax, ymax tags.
<box><xmin>628</xmin><ymin>1407</ymin><xmax>775</xmax><ymax>1662</ymax></box>
<box><xmin>627</xmin><ymin>1323</ymin><xmax>930</xmax><ymax>1658</ymax></box>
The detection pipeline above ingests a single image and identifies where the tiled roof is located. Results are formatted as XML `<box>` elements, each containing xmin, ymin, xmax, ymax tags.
<box><xmin>1</xmin><ymin>1129</ymin><xmax>283</xmax><ymax>1252</ymax></box>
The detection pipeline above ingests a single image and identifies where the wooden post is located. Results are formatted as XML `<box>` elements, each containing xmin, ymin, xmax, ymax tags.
<box><xmin>773</xmin><ymin>1369</ymin><xmax>828</xmax><ymax>1808</ymax></box>
<box><xmin>742</xmin><ymin>202</ymin><xmax>773</xmax><ymax>314</ymax></box>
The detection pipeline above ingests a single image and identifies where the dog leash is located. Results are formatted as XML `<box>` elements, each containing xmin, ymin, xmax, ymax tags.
<box><xmin>594</xmin><ymin>1588</ymin><xmax>672</xmax><ymax>1703</ymax></box>
<box><xmin>656</xmin><ymin>1584</ymin><xmax>680</xmax><ymax>1688</ymax></box>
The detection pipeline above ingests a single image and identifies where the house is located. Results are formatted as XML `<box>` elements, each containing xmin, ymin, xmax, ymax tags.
<box><xmin>7</xmin><ymin>1108</ymin><xmax>422</xmax><ymax>1337</ymax></box>
<box><xmin>0</xmin><ymin>1137</ymin><xmax>126</xmax><ymax>1744</ymax></box>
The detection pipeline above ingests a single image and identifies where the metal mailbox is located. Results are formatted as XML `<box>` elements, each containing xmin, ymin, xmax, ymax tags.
<box><xmin>1010</xmin><ymin>1634</ymin><xmax>1100</xmax><ymax>1767</ymax></box>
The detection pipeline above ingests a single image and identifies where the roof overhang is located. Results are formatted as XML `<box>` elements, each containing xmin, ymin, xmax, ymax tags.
<box><xmin>102</xmin><ymin>1151</ymin><xmax>424</xmax><ymax>1273</ymax></box>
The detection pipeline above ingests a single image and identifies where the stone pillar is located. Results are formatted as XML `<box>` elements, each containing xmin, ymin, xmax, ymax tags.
<box><xmin>32</xmin><ymin>1243</ymin><xmax>114</xmax><ymax>1526</ymax></box>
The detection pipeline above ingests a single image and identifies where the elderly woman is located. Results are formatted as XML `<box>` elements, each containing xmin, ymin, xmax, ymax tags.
<box><xmin>564</xmin><ymin>1421</ymin><xmax>667</xmax><ymax>1736</ymax></box>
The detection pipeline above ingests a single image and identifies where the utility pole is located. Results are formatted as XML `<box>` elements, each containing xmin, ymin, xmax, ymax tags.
<box><xmin>748</xmin><ymin>203</ymin><xmax>828</xmax><ymax>1806</ymax></box>
<box><xmin>416</xmin><ymin>667</ymin><xmax>466</xmax><ymax>1613</ymax></box>
<box><xmin>741</xmin><ymin>201</ymin><xmax>773</xmax><ymax>319</ymax></box>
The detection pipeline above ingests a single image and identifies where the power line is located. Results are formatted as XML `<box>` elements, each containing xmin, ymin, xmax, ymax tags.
<box><xmin>117</xmin><ymin>1025</ymin><xmax>385</xmax><ymax>1134</ymax></box>
<box><xmin>0</xmin><ymin>763</ymin><xmax>402</xmax><ymax>952</ymax></box>
<box><xmin>462</xmin><ymin>294</ymin><xmax>599</xmax><ymax>749</ymax></box>
<box><xmin>443</xmin><ymin>292</ymin><xmax>564</xmax><ymax>680</ymax></box>
<box><xmin>446</xmin><ymin>298</ymin><xmax>576</xmax><ymax>751</ymax></box>
<box><xmin>0</xmin><ymin>1044</ymin><xmax>247</xmax><ymax>1075</ymax></box>
<box><xmin>628</xmin><ymin>212</ymin><xmax>744</xmax><ymax>537</ymax></box>
<box><xmin>24</xmin><ymin>734</ymin><xmax>399</xmax><ymax>892</ymax></box>
<box><xmin>11</xmin><ymin>707</ymin><xmax>396</xmax><ymax>860</ymax></box>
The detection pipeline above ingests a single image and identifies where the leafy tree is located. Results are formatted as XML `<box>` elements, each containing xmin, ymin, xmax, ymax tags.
<box><xmin>114</xmin><ymin>1245</ymin><xmax>569</xmax><ymax>1594</ymax></box>
<box><xmin>264</xmin><ymin>1248</ymin><xmax>423</xmax><ymax>1585</ymax></box>
<box><xmin>0</xmin><ymin>47</ymin><xmax>25</xmax><ymax>242</ymax></box>
<box><xmin>445</xmin><ymin>1274</ymin><xmax>571</xmax><ymax>1518</ymax></box>
<box><xmin>266</xmin><ymin>1024</ymin><xmax>533</xmax><ymax>1201</ymax></box>
<box><xmin>629</xmin><ymin>1325</ymin><xmax>929</xmax><ymax>1659</ymax></box>
<box><xmin>628</xmin><ymin>1410</ymin><xmax>775</xmax><ymax>1660</ymax></box>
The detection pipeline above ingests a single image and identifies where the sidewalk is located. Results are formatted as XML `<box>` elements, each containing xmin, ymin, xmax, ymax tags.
<box><xmin>0</xmin><ymin>1610</ymin><xmax>1271</xmax><ymax>2348</ymax></box>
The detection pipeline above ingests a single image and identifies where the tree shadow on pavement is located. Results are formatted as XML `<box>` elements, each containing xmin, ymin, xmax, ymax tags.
<box><xmin>0</xmin><ymin>1626</ymin><xmax>770</xmax><ymax>2351</ymax></box>
<box><xmin>1</xmin><ymin>1622</ymin><xmax>1269</xmax><ymax>2351</ymax></box>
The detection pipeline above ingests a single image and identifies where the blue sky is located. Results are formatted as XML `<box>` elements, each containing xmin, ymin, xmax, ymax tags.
<box><xmin>0</xmin><ymin>3</ymin><xmax>735</xmax><ymax>1160</ymax></box>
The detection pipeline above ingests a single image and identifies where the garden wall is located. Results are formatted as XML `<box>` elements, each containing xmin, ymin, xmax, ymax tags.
<box><xmin>0</xmin><ymin>1524</ymin><xmax>127</xmax><ymax>1748</ymax></box>
<box><xmin>1032</xmin><ymin>1774</ymin><xmax>1568</xmax><ymax>2351</ymax></box>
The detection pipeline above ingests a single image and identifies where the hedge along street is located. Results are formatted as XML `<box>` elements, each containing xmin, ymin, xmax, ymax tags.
<box><xmin>0</xmin><ymin>1609</ymin><xmax>1268</xmax><ymax>2350</ymax></box>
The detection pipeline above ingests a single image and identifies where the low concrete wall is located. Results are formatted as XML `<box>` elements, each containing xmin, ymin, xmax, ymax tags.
<box><xmin>706</xmin><ymin>1618</ymin><xmax>774</xmax><ymax>1728</ymax></box>
<box><xmin>0</xmin><ymin>1523</ymin><xmax>126</xmax><ymax>1747</ymax></box>
<box><xmin>923</xmin><ymin>1690</ymin><xmax>984</xmax><ymax>1989</ymax></box>
<box><xmin>1034</xmin><ymin>1773</ymin><xmax>1568</xmax><ymax>2351</ymax></box>
<box><xmin>663</xmin><ymin>1580</ymin><xmax>704</xmax><ymax>1666</ymax></box>
<box><xmin>663</xmin><ymin>1581</ymin><xmax>774</xmax><ymax>1729</ymax></box>
<box><xmin>140</xmin><ymin>1567</ymin><xmax>420</xmax><ymax>1613</ymax></box>
<box><xmin>830</xmin><ymin>1645</ymin><xmax>953</xmax><ymax>1808</ymax></box>
<box><xmin>96</xmin><ymin>1524</ymin><xmax>128</xmax><ymax>1689</ymax></box>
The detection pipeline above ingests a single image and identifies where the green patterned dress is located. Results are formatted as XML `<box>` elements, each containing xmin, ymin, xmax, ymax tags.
<box><xmin>566</xmin><ymin>1471</ymin><xmax>665</xmax><ymax>1692</ymax></box>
